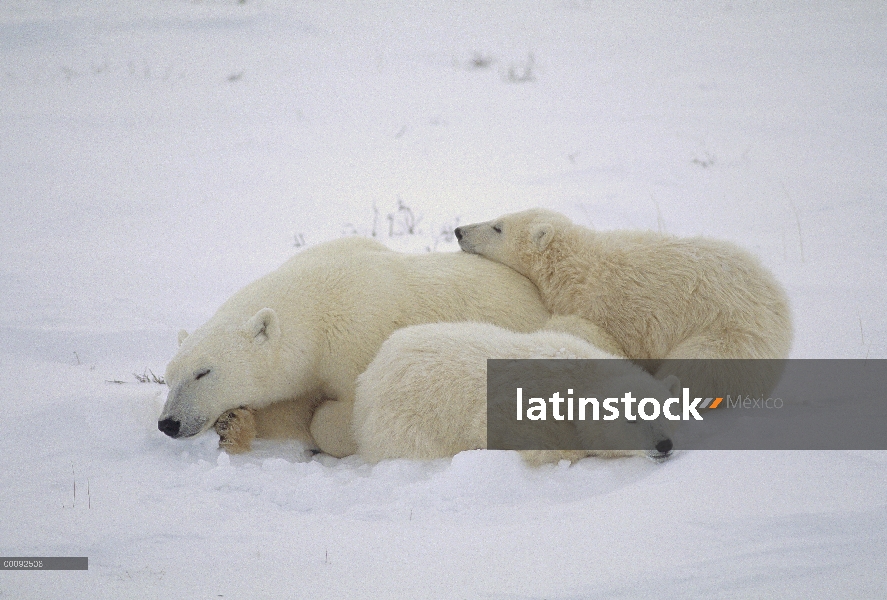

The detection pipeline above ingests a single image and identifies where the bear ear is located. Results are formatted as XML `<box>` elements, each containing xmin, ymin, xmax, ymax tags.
<box><xmin>245</xmin><ymin>308</ymin><xmax>280</xmax><ymax>345</ymax></box>
<box><xmin>662</xmin><ymin>374</ymin><xmax>682</xmax><ymax>397</ymax></box>
<box><xmin>178</xmin><ymin>329</ymin><xmax>189</xmax><ymax>346</ymax></box>
<box><xmin>531</xmin><ymin>223</ymin><xmax>555</xmax><ymax>251</ymax></box>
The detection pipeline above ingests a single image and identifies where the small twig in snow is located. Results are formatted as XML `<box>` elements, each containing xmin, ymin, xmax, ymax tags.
<box><xmin>133</xmin><ymin>369</ymin><xmax>166</xmax><ymax>385</ymax></box>
<box><xmin>469</xmin><ymin>53</ymin><xmax>494</xmax><ymax>69</ymax></box>
<box><xmin>652</xmin><ymin>196</ymin><xmax>666</xmax><ymax>234</ymax></box>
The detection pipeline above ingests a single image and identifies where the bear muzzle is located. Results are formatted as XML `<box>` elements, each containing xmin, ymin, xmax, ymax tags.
<box><xmin>158</xmin><ymin>383</ymin><xmax>213</xmax><ymax>438</ymax></box>
<box><xmin>454</xmin><ymin>225</ymin><xmax>478</xmax><ymax>253</ymax></box>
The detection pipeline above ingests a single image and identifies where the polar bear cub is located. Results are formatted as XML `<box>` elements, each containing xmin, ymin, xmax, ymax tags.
<box><xmin>353</xmin><ymin>322</ymin><xmax>678</xmax><ymax>464</ymax></box>
<box><xmin>455</xmin><ymin>208</ymin><xmax>792</xmax><ymax>396</ymax></box>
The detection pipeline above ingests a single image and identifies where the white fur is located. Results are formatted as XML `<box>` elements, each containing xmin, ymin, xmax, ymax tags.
<box><xmin>457</xmin><ymin>208</ymin><xmax>793</xmax><ymax>396</ymax></box>
<box><xmin>160</xmin><ymin>237</ymin><xmax>552</xmax><ymax>457</ymax></box>
<box><xmin>353</xmin><ymin>322</ymin><xmax>678</xmax><ymax>464</ymax></box>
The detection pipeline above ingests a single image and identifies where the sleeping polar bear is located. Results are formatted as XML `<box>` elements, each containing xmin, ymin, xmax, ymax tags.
<box><xmin>456</xmin><ymin>208</ymin><xmax>792</xmax><ymax>397</ymax></box>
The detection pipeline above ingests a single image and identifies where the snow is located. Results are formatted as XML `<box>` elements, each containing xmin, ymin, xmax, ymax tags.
<box><xmin>1</xmin><ymin>1</ymin><xmax>885</xmax><ymax>597</ymax></box>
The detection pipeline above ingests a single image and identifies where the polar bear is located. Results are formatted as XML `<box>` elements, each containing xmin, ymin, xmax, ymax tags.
<box><xmin>353</xmin><ymin>322</ymin><xmax>679</xmax><ymax>464</ymax></box>
<box><xmin>159</xmin><ymin>236</ymin><xmax>554</xmax><ymax>457</ymax></box>
<box><xmin>455</xmin><ymin>208</ymin><xmax>792</xmax><ymax>396</ymax></box>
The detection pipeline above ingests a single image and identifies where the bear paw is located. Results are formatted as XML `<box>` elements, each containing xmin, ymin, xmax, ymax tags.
<box><xmin>215</xmin><ymin>407</ymin><xmax>257</xmax><ymax>454</ymax></box>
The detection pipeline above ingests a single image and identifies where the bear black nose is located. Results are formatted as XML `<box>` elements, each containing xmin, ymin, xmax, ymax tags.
<box><xmin>158</xmin><ymin>418</ymin><xmax>181</xmax><ymax>437</ymax></box>
<box><xmin>454</xmin><ymin>227</ymin><xmax>463</xmax><ymax>240</ymax></box>
<box><xmin>655</xmin><ymin>438</ymin><xmax>673</xmax><ymax>455</ymax></box>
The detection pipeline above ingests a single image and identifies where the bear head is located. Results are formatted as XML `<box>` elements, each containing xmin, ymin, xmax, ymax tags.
<box><xmin>454</xmin><ymin>208</ymin><xmax>573</xmax><ymax>278</ymax></box>
<box><xmin>158</xmin><ymin>307</ymin><xmax>294</xmax><ymax>439</ymax></box>
<box><xmin>578</xmin><ymin>371</ymin><xmax>680</xmax><ymax>460</ymax></box>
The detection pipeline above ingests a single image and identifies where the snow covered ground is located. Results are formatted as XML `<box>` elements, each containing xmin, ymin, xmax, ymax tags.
<box><xmin>1</xmin><ymin>1</ymin><xmax>885</xmax><ymax>597</ymax></box>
